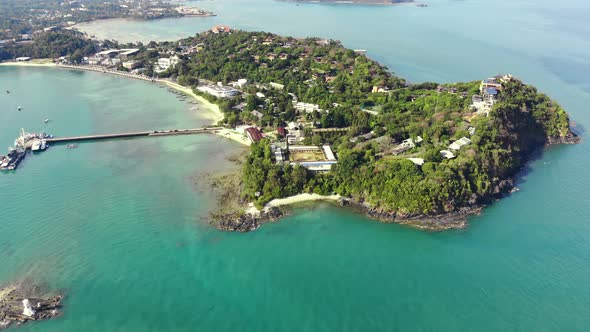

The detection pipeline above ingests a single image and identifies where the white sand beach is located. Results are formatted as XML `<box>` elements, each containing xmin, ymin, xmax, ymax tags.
<box><xmin>265</xmin><ymin>194</ymin><xmax>342</xmax><ymax>208</ymax></box>
<box><xmin>158</xmin><ymin>81</ymin><xmax>251</xmax><ymax>146</ymax></box>
<box><xmin>0</xmin><ymin>59</ymin><xmax>56</xmax><ymax>67</ymax></box>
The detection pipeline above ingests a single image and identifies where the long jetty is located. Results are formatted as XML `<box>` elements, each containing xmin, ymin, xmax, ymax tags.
<box><xmin>45</xmin><ymin>127</ymin><xmax>223</xmax><ymax>143</ymax></box>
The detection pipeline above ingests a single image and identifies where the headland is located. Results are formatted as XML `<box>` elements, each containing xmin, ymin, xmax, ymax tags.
<box><xmin>0</xmin><ymin>28</ymin><xmax>581</xmax><ymax>232</ymax></box>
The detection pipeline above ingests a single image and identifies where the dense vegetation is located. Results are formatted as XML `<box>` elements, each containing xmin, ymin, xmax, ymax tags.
<box><xmin>1</xmin><ymin>27</ymin><xmax>574</xmax><ymax>217</ymax></box>
<box><xmin>160</xmin><ymin>32</ymin><xmax>574</xmax><ymax>215</ymax></box>
<box><xmin>0</xmin><ymin>30</ymin><xmax>97</xmax><ymax>61</ymax></box>
<box><xmin>166</xmin><ymin>30</ymin><xmax>407</xmax><ymax>127</ymax></box>
<box><xmin>241</xmin><ymin>78</ymin><xmax>574</xmax><ymax>214</ymax></box>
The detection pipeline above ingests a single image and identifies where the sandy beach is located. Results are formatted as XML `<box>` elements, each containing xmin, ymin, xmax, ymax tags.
<box><xmin>243</xmin><ymin>194</ymin><xmax>342</xmax><ymax>215</ymax></box>
<box><xmin>160</xmin><ymin>81</ymin><xmax>224</xmax><ymax>123</ymax></box>
<box><xmin>160</xmin><ymin>81</ymin><xmax>250</xmax><ymax>146</ymax></box>
<box><xmin>0</xmin><ymin>59</ymin><xmax>56</xmax><ymax>67</ymax></box>
<box><xmin>266</xmin><ymin>194</ymin><xmax>342</xmax><ymax>208</ymax></box>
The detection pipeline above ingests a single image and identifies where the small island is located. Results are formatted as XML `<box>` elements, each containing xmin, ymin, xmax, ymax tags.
<box><xmin>0</xmin><ymin>28</ymin><xmax>580</xmax><ymax>231</ymax></box>
<box><xmin>0</xmin><ymin>282</ymin><xmax>63</xmax><ymax>330</ymax></box>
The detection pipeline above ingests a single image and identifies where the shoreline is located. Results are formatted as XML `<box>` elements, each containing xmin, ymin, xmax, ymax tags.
<box><xmin>0</xmin><ymin>59</ymin><xmax>56</xmax><ymax>67</ymax></box>
<box><xmin>0</xmin><ymin>61</ymin><xmax>252</xmax><ymax>147</ymax></box>
<box><xmin>160</xmin><ymin>81</ymin><xmax>250</xmax><ymax>146</ymax></box>
<box><xmin>50</xmin><ymin>64</ymin><xmax>250</xmax><ymax>146</ymax></box>
<box><xmin>266</xmin><ymin>193</ymin><xmax>341</xmax><ymax>208</ymax></box>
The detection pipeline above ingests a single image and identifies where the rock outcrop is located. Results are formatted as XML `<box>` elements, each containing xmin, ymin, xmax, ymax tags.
<box><xmin>215</xmin><ymin>207</ymin><xmax>283</xmax><ymax>232</ymax></box>
<box><xmin>0</xmin><ymin>282</ymin><xmax>63</xmax><ymax>330</ymax></box>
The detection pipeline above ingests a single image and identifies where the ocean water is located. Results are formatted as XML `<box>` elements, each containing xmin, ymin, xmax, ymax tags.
<box><xmin>2</xmin><ymin>0</ymin><xmax>590</xmax><ymax>330</ymax></box>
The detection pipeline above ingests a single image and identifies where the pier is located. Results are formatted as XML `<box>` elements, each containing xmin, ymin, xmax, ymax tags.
<box><xmin>45</xmin><ymin>127</ymin><xmax>224</xmax><ymax>143</ymax></box>
<box><xmin>2</xmin><ymin>127</ymin><xmax>225</xmax><ymax>171</ymax></box>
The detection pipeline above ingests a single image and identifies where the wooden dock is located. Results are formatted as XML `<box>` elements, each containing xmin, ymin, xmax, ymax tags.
<box><xmin>45</xmin><ymin>127</ymin><xmax>224</xmax><ymax>143</ymax></box>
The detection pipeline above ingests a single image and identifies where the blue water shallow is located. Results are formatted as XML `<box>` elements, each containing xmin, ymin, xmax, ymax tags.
<box><xmin>2</xmin><ymin>0</ymin><xmax>590</xmax><ymax>330</ymax></box>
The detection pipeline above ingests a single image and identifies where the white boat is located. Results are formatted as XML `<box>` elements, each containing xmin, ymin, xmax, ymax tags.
<box><xmin>31</xmin><ymin>140</ymin><xmax>42</xmax><ymax>151</ymax></box>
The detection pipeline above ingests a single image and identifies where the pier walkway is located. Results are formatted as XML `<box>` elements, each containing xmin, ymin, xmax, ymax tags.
<box><xmin>45</xmin><ymin>127</ymin><xmax>224</xmax><ymax>143</ymax></box>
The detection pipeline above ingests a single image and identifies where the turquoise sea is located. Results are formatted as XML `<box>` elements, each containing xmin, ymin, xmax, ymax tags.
<box><xmin>2</xmin><ymin>0</ymin><xmax>590</xmax><ymax>330</ymax></box>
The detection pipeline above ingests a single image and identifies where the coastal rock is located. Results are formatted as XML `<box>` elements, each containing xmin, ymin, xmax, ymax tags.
<box><xmin>216</xmin><ymin>207</ymin><xmax>283</xmax><ymax>232</ymax></box>
<box><xmin>0</xmin><ymin>282</ymin><xmax>63</xmax><ymax>330</ymax></box>
<box><xmin>340</xmin><ymin>198</ymin><xmax>478</xmax><ymax>231</ymax></box>
<box><xmin>547</xmin><ymin>131</ymin><xmax>581</xmax><ymax>145</ymax></box>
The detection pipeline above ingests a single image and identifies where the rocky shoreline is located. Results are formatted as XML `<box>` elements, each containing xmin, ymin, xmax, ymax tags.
<box><xmin>547</xmin><ymin>130</ymin><xmax>581</xmax><ymax>145</ymax></box>
<box><xmin>0</xmin><ymin>282</ymin><xmax>63</xmax><ymax>330</ymax></box>
<box><xmin>209</xmin><ymin>130</ymin><xmax>580</xmax><ymax>233</ymax></box>
<box><xmin>214</xmin><ymin>207</ymin><xmax>283</xmax><ymax>232</ymax></box>
<box><xmin>338</xmin><ymin>198</ymin><xmax>479</xmax><ymax>230</ymax></box>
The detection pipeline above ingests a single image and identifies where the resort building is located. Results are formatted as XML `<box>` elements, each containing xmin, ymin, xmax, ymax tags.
<box><xmin>244</xmin><ymin>127</ymin><xmax>264</xmax><ymax>143</ymax></box>
<box><xmin>197</xmin><ymin>83</ymin><xmax>239</xmax><ymax>98</ymax></box>
<box><xmin>391</xmin><ymin>136</ymin><xmax>423</xmax><ymax>155</ymax></box>
<box><xmin>294</xmin><ymin>102</ymin><xmax>322</xmax><ymax>114</ymax></box>
<box><xmin>406</xmin><ymin>158</ymin><xmax>425</xmax><ymax>166</ymax></box>
<box><xmin>449</xmin><ymin>137</ymin><xmax>472</xmax><ymax>150</ymax></box>
<box><xmin>269</xmin><ymin>82</ymin><xmax>285</xmax><ymax>90</ymax></box>
<box><xmin>119</xmin><ymin>49</ymin><xmax>139</xmax><ymax>59</ymax></box>
<box><xmin>322</xmin><ymin>145</ymin><xmax>336</xmax><ymax>161</ymax></box>
<box><xmin>122</xmin><ymin>60</ymin><xmax>141</xmax><ymax>70</ymax></box>
<box><xmin>440</xmin><ymin>150</ymin><xmax>456</xmax><ymax>159</ymax></box>
<box><xmin>286</xmin><ymin>145</ymin><xmax>338</xmax><ymax>172</ymax></box>
<box><xmin>155</xmin><ymin>56</ymin><xmax>179</xmax><ymax>73</ymax></box>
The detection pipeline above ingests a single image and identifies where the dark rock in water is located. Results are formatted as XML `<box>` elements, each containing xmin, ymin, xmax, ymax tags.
<box><xmin>339</xmin><ymin>198</ymin><xmax>477</xmax><ymax>231</ymax></box>
<box><xmin>0</xmin><ymin>282</ymin><xmax>64</xmax><ymax>330</ymax></box>
<box><xmin>547</xmin><ymin>131</ymin><xmax>581</xmax><ymax>145</ymax></box>
<box><xmin>216</xmin><ymin>207</ymin><xmax>283</xmax><ymax>232</ymax></box>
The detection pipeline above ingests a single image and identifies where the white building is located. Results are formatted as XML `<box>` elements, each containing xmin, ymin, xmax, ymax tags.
<box><xmin>269</xmin><ymin>82</ymin><xmax>284</xmax><ymax>90</ymax></box>
<box><xmin>322</xmin><ymin>145</ymin><xmax>336</xmax><ymax>161</ymax></box>
<box><xmin>440</xmin><ymin>150</ymin><xmax>456</xmax><ymax>159</ymax></box>
<box><xmin>294</xmin><ymin>102</ymin><xmax>321</xmax><ymax>114</ymax></box>
<box><xmin>407</xmin><ymin>158</ymin><xmax>425</xmax><ymax>166</ymax></box>
<box><xmin>15</xmin><ymin>57</ymin><xmax>31</xmax><ymax>62</ymax></box>
<box><xmin>449</xmin><ymin>137</ymin><xmax>472</xmax><ymax>151</ymax></box>
<box><xmin>122</xmin><ymin>60</ymin><xmax>141</xmax><ymax>70</ymax></box>
<box><xmin>197</xmin><ymin>84</ymin><xmax>239</xmax><ymax>98</ymax></box>
<box><xmin>155</xmin><ymin>56</ymin><xmax>179</xmax><ymax>73</ymax></box>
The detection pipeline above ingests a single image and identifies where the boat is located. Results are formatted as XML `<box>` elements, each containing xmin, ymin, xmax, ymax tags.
<box><xmin>66</xmin><ymin>144</ymin><xmax>78</xmax><ymax>149</ymax></box>
<box><xmin>0</xmin><ymin>155</ymin><xmax>9</xmax><ymax>168</ymax></box>
<box><xmin>31</xmin><ymin>139</ymin><xmax>42</xmax><ymax>151</ymax></box>
<box><xmin>0</xmin><ymin>148</ymin><xmax>26</xmax><ymax>171</ymax></box>
<box><xmin>17</xmin><ymin>106</ymin><xmax>22</xmax><ymax>111</ymax></box>
<box><xmin>43</xmin><ymin>118</ymin><xmax>50</xmax><ymax>124</ymax></box>
<box><xmin>5</xmin><ymin>90</ymin><xmax>9</xmax><ymax>94</ymax></box>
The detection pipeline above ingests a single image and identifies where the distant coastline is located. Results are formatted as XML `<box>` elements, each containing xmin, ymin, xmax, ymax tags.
<box><xmin>281</xmin><ymin>0</ymin><xmax>414</xmax><ymax>5</ymax></box>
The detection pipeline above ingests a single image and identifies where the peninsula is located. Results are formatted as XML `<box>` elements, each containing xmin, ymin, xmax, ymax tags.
<box><xmin>0</xmin><ymin>28</ymin><xmax>580</xmax><ymax>231</ymax></box>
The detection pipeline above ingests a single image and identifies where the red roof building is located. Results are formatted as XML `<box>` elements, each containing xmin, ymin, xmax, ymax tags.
<box><xmin>277</xmin><ymin>127</ymin><xmax>287</xmax><ymax>138</ymax></box>
<box><xmin>245</xmin><ymin>127</ymin><xmax>264</xmax><ymax>143</ymax></box>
